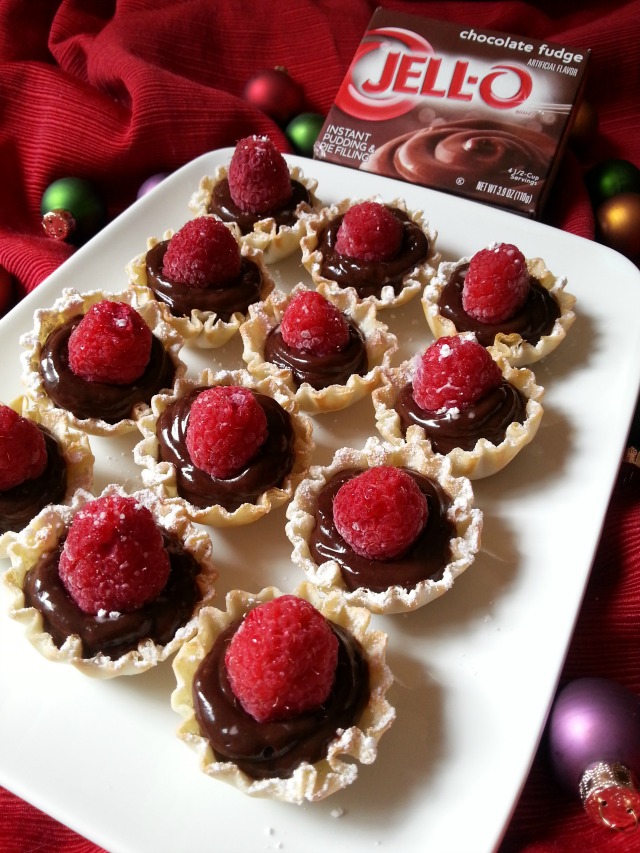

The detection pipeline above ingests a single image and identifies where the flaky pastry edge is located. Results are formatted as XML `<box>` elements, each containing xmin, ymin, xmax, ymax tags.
<box><xmin>171</xmin><ymin>583</ymin><xmax>396</xmax><ymax>803</ymax></box>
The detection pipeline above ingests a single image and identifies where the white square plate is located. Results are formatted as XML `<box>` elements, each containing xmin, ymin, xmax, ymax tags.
<box><xmin>1</xmin><ymin>150</ymin><xmax>640</xmax><ymax>853</ymax></box>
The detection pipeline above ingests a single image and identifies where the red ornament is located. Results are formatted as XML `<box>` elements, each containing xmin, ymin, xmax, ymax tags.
<box><xmin>243</xmin><ymin>67</ymin><xmax>304</xmax><ymax>125</ymax></box>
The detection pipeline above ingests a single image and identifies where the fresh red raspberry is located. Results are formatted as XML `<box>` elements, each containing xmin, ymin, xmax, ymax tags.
<box><xmin>462</xmin><ymin>242</ymin><xmax>530</xmax><ymax>324</ymax></box>
<box><xmin>280</xmin><ymin>290</ymin><xmax>350</xmax><ymax>355</ymax></box>
<box><xmin>0</xmin><ymin>405</ymin><xmax>47</xmax><ymax>491</ymax></box>
<box><xmin>335</xmin><ymin>201</ymin><xmax>404</xmax><ymax>262</ymax></box>
<box><xmin>227</xmin><ymin>135</ymin><xmax>292</xmax><ymax>215</ymax></box>
<box><xmin>58</xmin><ymin>494</ymin><xmax>170</xmax><ymax>615</ymax></box>
<box><xmin>225</xmin><ymin>595</ymin><xmax>339</xmax><ymax>723</ymax></box>
<box><xmin>412</xmin><ymin>335</ymin><xmax>502</xmax><ymax>412</ymax></box>
<box><xmin>185</xmin><ymin>386</ymin><xmax>268</xmax><ymax>480</ymax></box>
<box><xmin>333</xmin><ymin>466</ymin><xmax>428</xmax><ymax>561</ymax></box>
<box><xmin>67</xmin><ymin>300</ymin><xmax>152</xmax><ymax>385</ymax></box>
<box><xmin>162</xmin><ymin>217</ymin><xmax>242</xmax><ymax>287</ymax></box>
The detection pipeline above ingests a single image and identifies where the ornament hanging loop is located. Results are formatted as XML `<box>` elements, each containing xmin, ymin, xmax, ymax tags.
<box><xmin>580</xmin><ymin>762</ymin><xmax>640</xmax><ymax>832</ymax></box>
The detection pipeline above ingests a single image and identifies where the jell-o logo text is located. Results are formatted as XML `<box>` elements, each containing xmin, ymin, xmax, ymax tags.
<box><xmin>337</xmin><ymin>26</ymin><xmax>537</xmax><ymax>120</ymax></box>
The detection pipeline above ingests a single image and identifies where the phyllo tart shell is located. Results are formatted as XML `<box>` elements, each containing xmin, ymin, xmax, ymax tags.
<box><xmin>285</xmin><ymin>436</ymin><xmax>482</xmax><ymax>614</ymax></box>
<box><xmin>171</xmin><ymin>583</ymin><xmax>396</xmax><ymax>803</ymax></box>
<box><xmin>421</xmin><ymin>255</ymin><xmax>576</xmax><ymax>367</ymax></box>
<box><xmin>240</xmin><ymin>283</ymin><xmax>398</xmax><ymax>415</ymax></box>
<box><xmin>372</xmin><ymin>350</ymin><xmax>544</xmax><ymax>480</ymax></box>
<box><xmin>125</xmin><ymin>227</ymin><xmax>275</xmax><ymax>349</ymax></box>
<box><xmin>133</xmin><ymin>368</ymin><xmax>315</xmax><ymax>527</ymax></box>
<box><xmin>188</xmin><ymin>164</ymin><xmax>320</xmax><ymax>265</ymax></box>
<box><xmin>300</xmin><ymin>196</ymin><xmax>440</xmax><ymax>311</ymax></box>
<box><xmin>1</xmin><ymin>484</ymin><xmax>218</xmax><ymax>678</ymax></box>
<box><xmin>0</xmin><ymin>396</ymin><xmax>94</xmax><ymax>554</ymax></box>
<box><xmin>20</xmin><ymin>287</ymin><xmax>185</xmax><ymax>437</ymax></box>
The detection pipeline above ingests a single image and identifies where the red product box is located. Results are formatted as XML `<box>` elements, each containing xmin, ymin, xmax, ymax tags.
<box><xmin>313</xmin><ymin>8</ymin><xmax>590</xmax><ymax>218</ymax></box>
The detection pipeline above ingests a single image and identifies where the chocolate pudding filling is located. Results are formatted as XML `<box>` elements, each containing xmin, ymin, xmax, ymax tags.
<box><xmin>208</xmin><ymin>178</ymin><xmax>311</xmax><ymax>235</ymax></box>
<box><xmin>395</xmin><ymin>380</ymin><xmax>527</xmax><ymax>454</ymax></box>
<box><xmin>318</xmin><ymin>208</ymin><xmax>430</xmax><ymax>299</ymax></box>
<box><xmin>309</xmin><ymin>468</ymin><xmax>454</xmax><ymax>593</ymax></box>
<box><xmin>438</xmin><ymin>264</ymin><xmax>560</xmax><ymax>347</ymax></box>
<box><xmin>145</xmin><ymin>240</ymin><xmax>264</xmax><ymax>321</ymax></box>
<box><xmin>263</xmin><ymin>322</ymin><xmax>368</xmax><ymax>390</ymax></box>
<box><xmin>39</xmin><ymin>317</ymin><xmax>176</xmax><ymax>424</ymax></box>
<box><xmin>0</xmin><ymin>428</ymin><xmax>67</xmax><ymax>534</ymax></box>
<box><xmin>156</xmin><ymin>389</ymin><xmax>296</xmax><ymax>511</ymax></box>
<box><xmin>23</xmin><ymin>534</ymin><xmax>202</xmax><ymax>659</ymax></box>
<box><xmin>193</xmin><ymin>619</ymin><xmax>369</xmax><ymax>780</ymax></box>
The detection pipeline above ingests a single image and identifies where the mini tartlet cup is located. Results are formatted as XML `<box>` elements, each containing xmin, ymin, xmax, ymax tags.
<box><xmin>125</xmin><ymin>227</ymin><xmax>275</xmax><ymax>349</ymax></box>
<box><xmin>133</xmin><ymin>368</ymin><xmax>315</xmax><ymax>527</ymax></box>
<box><xmin>421</xmin><ymin>255</ymin><xmax>577</xmax><ymax>367</ymax></box>
<box><xmin>240</xmin><ymin>283</ymin><xmax>399</xmax><ymax>415</ymax></box>
<box><xmin>171</xmin><ymin>583</ymin><xmax>396</xmax><ymax>804</ymax></box>
<box><xmin>285</xmin><ymin>436</ymin><xmax>482</xmax><ymax>614</ymax></box>
<box><xmin>188</xmin><ymin>163</ymin><xmax>320</xmax><ymax>264</ymax></box>
<box><xmin>1</xmin><ymin>484</ymin><xmax>218</xmax><ymax>678</ymax></box>
<box><xmin>0</xmin><ymin>396</ymin><xmax>94</xmax><ymax>556</ymax></box>
<box><xmin>20</xmin><ymin>287</ymin><xmax>186</xmax><ymax>436</ymax></box>
<box><xmin>300</xmin><ymin>196</ymin><xmax>441</xmax><ymax>310</ymax></box>
<box><xmin>372</xmin><ymin>351</ymin><xmax>545</xmax><ymax>480</ymax></box>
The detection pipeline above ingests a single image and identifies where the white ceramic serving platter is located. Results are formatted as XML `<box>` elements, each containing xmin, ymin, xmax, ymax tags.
<box><xmin>1</xmin><ymin>149</ymin><xmax>640</xmax><ymax>853</ymax></box>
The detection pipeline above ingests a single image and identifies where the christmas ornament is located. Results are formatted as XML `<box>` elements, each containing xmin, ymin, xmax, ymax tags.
<box><xmin>0</xmin><ymin>264</ymin><xmax>15</xmax><ymax>317</ymax></box>
<box><xmin>549</xmin><ymin>677</ymin><xmax>640</xmax><ymax>831</ymax></box>
<box><xmin>569</xmin><ymin>99</ymin><xmax>598</xmax><ymax>152</ymax></box>
<box><xmin>41</xmin><ymin>177</ymin><xmax>106</xmax><ymax>244</ymax></box>
<box><xmin>285</xmin><ymin>112</ymin><xmax>325</xmax><ymax>157</ymax></box>
<box><xmin>137</xmin><ymin>172</ymin><xmax>170</xmax><ymax>199</ymax></box>
<box><xmin>586</xmin><ymin>158</ymin><xmax>640</xmax><ymax>208</ymax></box>
<box><xmin>596</xmin><ymin>192</ymin><xmax>640</xmax><ymax>259</ymax></box>
<box><xmin>243</xmin><ymin>68</ymin><xmax>304</xmax><ymax>126</ymax></box>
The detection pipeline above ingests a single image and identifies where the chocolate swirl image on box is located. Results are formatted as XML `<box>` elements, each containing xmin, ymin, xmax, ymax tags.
<box><xmin>363</xmin><ymin>118</ymin><xmax>556</xmax><ymax>192</ymax></box>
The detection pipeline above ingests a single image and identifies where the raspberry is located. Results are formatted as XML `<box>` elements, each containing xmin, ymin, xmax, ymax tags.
<box><xmin>280</xmin><ymin>290</ymin><xmax>350</xmax><ymax>355</ymax></box>
<box><xmin>335</xmin><ymin>201</ymin><xmax>404</xmax><ymax>262</ymax></box>
<box><xmin>225</xmin><ymin>595</ymin><xmax>339</xmax><ymax>723</ymax></box>
<box><xmin>462</xmin><ymin>242</ymin><xmax>530</xmax><ymax>324</ymax></box>
<box><xmin>58</xmin><ymin>494</ymin><xmax>170</xmax><ymax>615</ymax></box>
<box><xmin>185</xmin><ymin>386</ymin><xmax>268</xmax><ymax>480</ymax></box>
<box><xmin>333</xmin><ymin>466</ymin><xmax>428</xmax><ymax>561</ymax></box>
<box><xmin>227</xmin><ymin>135</ymin><xmax>292</xmax><ymax>215</ymax></box>
<box><xmin>0</xmin><ymin>405</ymin><xmax>47</xmax><ymax>491</ymax></box>
<box><xmin>162</xmin><ymin>217</ymin><xmax>242</xmax><ymax>288</ymax></box>
<box><xmin>412</xmin><ymin>335</ymin><xmax>502</xmax><ymax>411</ymax></box>
<box><xmin>67</xmin><ymin>300</ymin><xmax>152</xmax><ymax>385</ymax></box>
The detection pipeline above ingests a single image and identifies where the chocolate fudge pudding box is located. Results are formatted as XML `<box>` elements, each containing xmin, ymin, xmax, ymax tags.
<box><xmin>313</xmin><ymin>9</ymin><xmax>590</xmax><ymax>218</ymax></box>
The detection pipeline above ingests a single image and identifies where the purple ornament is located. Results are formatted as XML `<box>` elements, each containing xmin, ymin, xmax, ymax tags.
<box><xmin>137</xmin><ymin>173</ymin><xmax>169</xmax><ymax>199</ymax></box>
<box><xmin>549</xmin><ymin>677</ymin><xmax>640</xmax><ymax>830</ymax></box>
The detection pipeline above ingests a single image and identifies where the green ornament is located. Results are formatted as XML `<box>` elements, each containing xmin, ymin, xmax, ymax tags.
<box><xmin>585</xmin><ymin>158</ymin><xmax>640</xmax><ymax>207</ymax></box>
<box><xmin>285</xmin><ymin>112</ymin><xmax>325</xmax><ymax>157</ymax></box>
<box><xmin>41</xmin><ymin>177</ymin><xmax>106</xmax><ymax>243</ymax></box>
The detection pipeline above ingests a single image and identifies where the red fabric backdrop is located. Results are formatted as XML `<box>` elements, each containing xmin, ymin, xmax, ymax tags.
<box><xmin>1</xmin><ymin>1</ymin><xmax>639</xmax><ymax>851</ymax></box>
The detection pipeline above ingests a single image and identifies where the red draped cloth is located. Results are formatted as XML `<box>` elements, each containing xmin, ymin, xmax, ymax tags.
<box><xmin>1</xmin><ymin>1</ymin><xmax>639</xmax><ymax>851</ymax></box>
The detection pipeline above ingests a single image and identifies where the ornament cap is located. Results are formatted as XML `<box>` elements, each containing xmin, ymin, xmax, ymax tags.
<box><xmin>580</xmin><ymin>762</ymin><xmax>640</xmax><ymax>832</ymax></box>
<box><xmin>42</xmin><ymin>209</ymin><xmax>76</xmax><ymax>241</ymax></box>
